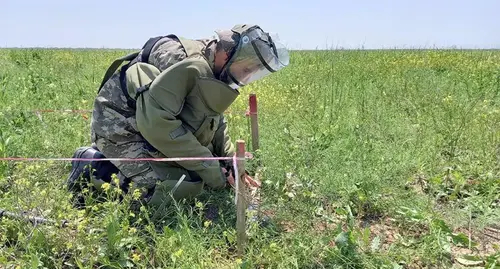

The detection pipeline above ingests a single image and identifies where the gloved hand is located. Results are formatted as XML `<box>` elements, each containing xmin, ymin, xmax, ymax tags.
<box><xmin>222</xmin><ymin>167</ymin><xmax>261</xmax><ymax>188</ymax></box>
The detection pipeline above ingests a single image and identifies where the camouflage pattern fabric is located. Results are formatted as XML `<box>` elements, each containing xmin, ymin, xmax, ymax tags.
<box><xmin>89</xmin><ymin>35</ymin><xmax>222</xmax><ymax>206</ymax></box>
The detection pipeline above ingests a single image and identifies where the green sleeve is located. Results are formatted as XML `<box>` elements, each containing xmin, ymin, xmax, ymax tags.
<box><xmin>212</xmin><ymin>115</ymin><xmax>235</xmax><ymax>160</ymax></box>
<box><xmin>135</xmin><ymin>59</ymin><xmax>226</xmax><ymax>189</ymax></box>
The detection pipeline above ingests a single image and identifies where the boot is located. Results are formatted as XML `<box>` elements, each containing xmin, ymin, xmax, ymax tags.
<box><xmin>67</xmin><ymin>145</ymin><xmax>122</xmax><ymax>188</ymax></box>
<box><xmin>66</xmin><ymin>146</ymin><xmax>101</xmax><ymax>193</ymax></box>
<box><xmin>67</xmin><ymin>146</ymin><xmax>122</xmax><ymax>206</ymax></box>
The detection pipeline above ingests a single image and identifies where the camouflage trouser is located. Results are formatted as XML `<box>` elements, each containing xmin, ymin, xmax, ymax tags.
<box><xmin>90</xmin><ymin>72</ymin><xmax>205</xmax><ymax>209</ymax></box>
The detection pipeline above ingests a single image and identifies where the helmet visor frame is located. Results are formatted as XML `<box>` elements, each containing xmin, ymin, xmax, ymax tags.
<box><xmin>225</xmin><ymin>27</ymin><xmax>289</xmax><ymax>87</ymax></box>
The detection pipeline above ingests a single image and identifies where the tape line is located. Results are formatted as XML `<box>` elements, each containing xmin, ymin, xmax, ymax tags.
<box><xmin>0</xmin><ymin>156</ymin><xmax>249</xmax><ymax>162</ymax></box>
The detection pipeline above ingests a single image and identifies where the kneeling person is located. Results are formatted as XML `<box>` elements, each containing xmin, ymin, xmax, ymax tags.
<box><xmin>67</xmin><ymin>24</ymin><xmax>289</xmax><ymax>209</ymax></box>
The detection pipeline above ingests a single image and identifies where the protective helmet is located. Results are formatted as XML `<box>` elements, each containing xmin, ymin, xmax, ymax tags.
<box><xmin>217</xmin><ymin>24</ymin><xmax>290</xmax><ymax>89</ymax></box>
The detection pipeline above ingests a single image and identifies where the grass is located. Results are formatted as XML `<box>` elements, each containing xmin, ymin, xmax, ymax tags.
<box><xmin>1</xmin><ymin>47</ymin><xmax>500</xmax><ymax>268</ymax></box>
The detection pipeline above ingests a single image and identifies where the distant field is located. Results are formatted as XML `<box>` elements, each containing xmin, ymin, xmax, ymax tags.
<box><xmin>0</xmin><ymin>48</ymin><xmax>499</xmax><ymax>268</ymax></box>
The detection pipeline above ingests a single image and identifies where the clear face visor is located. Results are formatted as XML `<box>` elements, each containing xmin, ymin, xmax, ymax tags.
<box><xmin>224</xmin><ymin>28</ymin><xmax>289</xmax><ymax>88</ymax></box>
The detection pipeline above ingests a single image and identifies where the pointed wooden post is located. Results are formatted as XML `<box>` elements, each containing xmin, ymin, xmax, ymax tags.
<box><xmin>249</xmin><ymin>93</ymin><xmax>259</xmax><ymax>151</ymax></box>
<box><xmin>235</xmin><ymin>140</ymin><xmax>247</xmax><ymax>256</ymax></box>
<box><xmin>248</xmin><ymin>93</ymin><xmax>263</xmax><ymax>222</ymax></box>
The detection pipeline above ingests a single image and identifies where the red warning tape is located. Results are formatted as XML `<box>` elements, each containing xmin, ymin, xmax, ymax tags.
<box><xmin>0</xmin><ymin>152</ymin><xmax>253</xmax><ymax>162</ymax></box>
<box><xmin>33</xmin><ymin>109</ymin><xmax>92</xmax><ymax>114</ymax></box>
<box><xmin>25</xmin><ymin>109</ymin><xmax>252</xmax><ymax>115</ymax></box>
<box><xmin>0</xmin><ymin>157</ymin><xmax>234</xmax><ymax>162</ymax></box>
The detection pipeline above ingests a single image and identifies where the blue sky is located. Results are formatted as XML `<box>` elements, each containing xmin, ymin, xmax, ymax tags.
<box><xmin>1</xmin><ymin>0</ymin><xmax>499</xmax><ymax>50</ymax></box>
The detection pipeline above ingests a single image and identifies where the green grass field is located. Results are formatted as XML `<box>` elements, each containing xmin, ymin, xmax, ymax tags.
<box><xmin>1</xmin><ymin>48</ymin><xmax>499</xmax><ymax>268</ymax></box>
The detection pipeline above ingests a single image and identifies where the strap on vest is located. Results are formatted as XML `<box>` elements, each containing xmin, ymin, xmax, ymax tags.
<box><xmin>118</xmin><ymin>64</ymin><xmax>137</xmax><ymax>109</ymax></box>
<box><xmin>98</xmin><ymin>34</ymin><xmax>205</xmax><ymax>110</ymax></box>
<box><xmin>135</xmin><ymin>83</ymin><xmax>152</xmax><ymax>99</ymax></box>
<box><xmin>141</xmin><ymin>36</ymin><xmax>165</xmax><ymax>62</ymax></box>
<box><xmin>98</xmin><ymin>36</ymin><xmax>166</xmax><ymax>93</ymax></box>
<box><xmin>117</xmin><ymin>36</ymin><xmax>165</xmax><ymax>109</ymax></box>
<box><xmin>97</xmin><ymin>51</ymin><xmax>139</xmax><ymax>92</ymax></box>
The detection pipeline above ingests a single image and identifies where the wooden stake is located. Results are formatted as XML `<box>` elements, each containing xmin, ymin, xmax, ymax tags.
<box><xmin>235</xmin><ymin>140</ymin><xmax>247</xmax><ymax>256</ymax></box>
<box><xmin>248</xmin><ymin>93</ymin><xmax>263</xmax><ymax>227</ymax></box>
<box><xmin>249</xmin><ymin>93</ymin><xmax>259</xmax><ymax>151</ymax></box>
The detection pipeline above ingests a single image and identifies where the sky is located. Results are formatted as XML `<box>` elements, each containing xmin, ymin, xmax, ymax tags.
<box><xmin>1</xmin><ymin>0</ymin><xmax>499</xmax><ymax>50</ymax></box>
